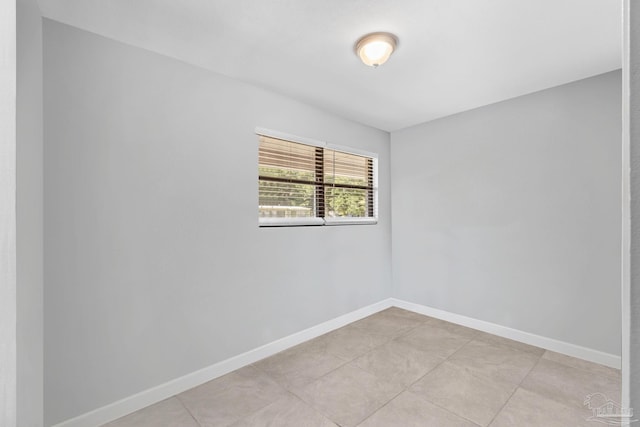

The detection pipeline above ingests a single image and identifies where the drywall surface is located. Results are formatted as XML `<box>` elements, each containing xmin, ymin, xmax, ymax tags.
<box><xmin>17</xmin><ymin>0</ymin><xmax>43</xmax><ymax>425</ymax></box>
<box><xmin>0</xmin><ymin>0</ymin><xmax>17</xmax><ymax>425</ymax></box>
<box><xmin>391</xmin><ymin>71</ymin><xmax>622</xmax><ymax>356</ymax></box>
<box><xmin>43</xmin><ymin>20</ymin><xmax>391</xmax><ymax>425</ymax></box>
<box><xmin>630</xmin><ymin>0</ymin><xmax>640</xmax><ymax>415</ymax></box>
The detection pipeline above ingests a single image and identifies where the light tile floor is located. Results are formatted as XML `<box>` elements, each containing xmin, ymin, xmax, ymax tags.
<box><xmin>104</xmin><ymin>308</ymin><xmax>622</xmax><ymax>427</ymax></box>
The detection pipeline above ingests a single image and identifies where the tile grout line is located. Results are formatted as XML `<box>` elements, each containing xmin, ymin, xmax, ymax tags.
<box><xmin>516</xmin><ymin>354</ymin><xmax>623</xmax><ymax>415</ymax></box>
<box><xmin>358</xmin><ymin>327</ymin><xmax>480</xmax><ymax>425</ymax></box>
<box><xmin>276</xmin><ymin>312</ymin><xmax>431</xmax><ymax>426</ymax></box>
<box><xmin>230</xmin><ymin>312</ymin><xmax>539</xmax><ymax>426</ymax></box>
<box><xmin>394</xmin><ymin>323</ymin><xmax>481</xmax><ymax>424</ymax></box>
<box><xmin>342</xmin><ymin>316</ymin><xmax>435</xmax><ymax>426</ymax></box>
<box><xmin>175</xmin><ymin>395</ymin><xmax>203</xmax><ymax>427</ymax></box>
<box><xmin>352</xmin><ymin>385</ymin><xmax>406</xmax><ymax>427</ymax></box>
<box><xmin>404</xmin><ymin>389</ymin><xmax>482</xmax><ymax>427</ymax></box>
<box><xmin>287</xmin><ymin>392</ymin><xmax>344</xmax><ymax>427</ymax></box>
<box><xmin>378</xmin><ymin>320</ymin><xmax>479</xmax><ymax>400</ymax></box>
<box><xmin>483</xmin><ymin>352</ymin><xmax>545</xmax><ymax>426</ymax></box>
<box><xmin>177</xmin><ymin>366</ymin><xmax>292</xmax><ymax>427</ymax></box>
<box><xmin>398</xmin><ymin>326</ymin><xmax>544</xmax><ymax>427</ymax></box>
<box><xmin>266</xmin><ymin>339</ymin><xmax>363</xmax><ymax>426</ymax></box>
<box><xmin>288</xmin><ymin>391</ymin><xmax>339</xmax><ymax>427</ymax></box>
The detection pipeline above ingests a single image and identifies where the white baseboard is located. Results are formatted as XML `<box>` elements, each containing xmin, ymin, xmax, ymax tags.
<box><xmin>51</xmin><ymin>299</ymin><xmax>394</xmax><ymax>427</ymax></box>
<box><xmin>390</xmin><ymin>298</ymin><xmax>621</xmax><ymax>369</ymax></box>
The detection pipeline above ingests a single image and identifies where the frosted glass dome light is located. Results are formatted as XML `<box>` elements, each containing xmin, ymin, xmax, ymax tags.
<box><xmin>355</xmin><ymin>33</ymin><xmax>398</xmax><ymax>67</ymax></box>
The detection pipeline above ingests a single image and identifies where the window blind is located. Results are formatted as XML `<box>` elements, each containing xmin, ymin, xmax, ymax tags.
<box><xmin>258</xmin><ymin>136</ymin><xmax>319</xmax><ymax>219</ymax></box>
<box><xmin>258</xmin><ymin>134</ymin><xmax>377</xmax><ymax>226</ymax></box>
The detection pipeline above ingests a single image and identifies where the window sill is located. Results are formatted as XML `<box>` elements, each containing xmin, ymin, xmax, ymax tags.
<box><xmin>324</xmin><ymin>217</ymin><xmax>378</xmax><ymax>226</ymax></box>
<box><xmin>259</xmin><ymin>217</ymin><xmax>377</xmax><ymax>227</ymax></box>
<box><xmin>259</xmin><ymin>217</ymin><xmax>324</xmax><ymax>227</ymax></box>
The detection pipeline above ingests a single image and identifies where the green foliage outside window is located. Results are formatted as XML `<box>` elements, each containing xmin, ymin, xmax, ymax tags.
<box><xmin>259</xmin><ymin>167</ymin><xmax>369</xmax><ymax>217</ymax></box>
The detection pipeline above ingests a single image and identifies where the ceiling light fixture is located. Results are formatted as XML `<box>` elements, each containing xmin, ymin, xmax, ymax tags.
<box><xmin>355</xmin><ymin>32</ymin><xmax>398</xmax><ymax>67</ymax></box>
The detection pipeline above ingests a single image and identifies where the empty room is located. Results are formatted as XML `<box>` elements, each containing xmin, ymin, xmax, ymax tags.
<box><xmin>4</xmin><ymin>0</ymin><xmax>640</xmax><ymax>426</ymax></box>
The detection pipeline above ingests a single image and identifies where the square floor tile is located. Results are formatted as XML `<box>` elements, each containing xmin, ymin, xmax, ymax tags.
<box><xmin>448</xmin><ymin>339</ymin><xmax>540</xmax><ymax>389</ymax></box>
<box><xmin>489</xmin><ymin>388</ymin><xmax>593</xmax><ymax>427</ymax></box>
<box><xmin>296</xmin><ymin>363</ymin><xmax>403</xmax><ymax>427</ymax></box>
<box><xmin>253</xmin><ymin>339</ymin><xmax>347</xmax><ymax>392</ymax></box>
<box><xmin>103</xmin><ymin>397</ymin><xmax>198</xmax><ymax>427</ymax></box>
<box><xmin>354</xmin><ymin>339</ymin><xmax>444</xmax><ymax>387</ymax></box>
<box><xmin>177</xmin><ymin>365</ymin><xmax>288</xmax><ymax>427</ymax></box>
<box><xmin>230</xmin><ymin>393</ymin><xmax>337</xmax><ymax>427</ymax></box>
<box><xmin>358</xmin><ymin>391</ymin><xmax>479</xmax><ymax>427</ymax></box>
<box><xmin>409</xmin><ymin>362</ymin><xmax>513</xmax><ymax>427</ymax></box>
<box><xmin>396</xmin><ymin>323</ymin><xmax>474</xmax><ymax>359</ymax></box>
<box><xmin>520</xmin><ymin>358</ymin><xmax>621</xmax><ymax>410</ymax></box>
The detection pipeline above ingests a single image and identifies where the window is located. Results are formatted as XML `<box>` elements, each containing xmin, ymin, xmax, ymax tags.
<box><xmin>257</xmin><ymin>129</ymin><xmax>378</xmax><ymax>227</ymax></box>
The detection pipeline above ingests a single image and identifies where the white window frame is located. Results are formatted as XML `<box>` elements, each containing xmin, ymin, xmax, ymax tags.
<box><xmin>256</xmin><ymin>127</ymin><xmax>378</xmax><ymax>227</ymax></box>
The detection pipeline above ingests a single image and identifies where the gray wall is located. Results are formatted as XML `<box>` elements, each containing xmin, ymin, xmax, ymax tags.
<box><xmin>630</xmin><ymin>0</ymin><xmax>640</xmax><ymax>414</ymax></box>
<box><xmin>391</xmin><ymin>71</ymin><xmax>622</xmax><ymax>356</ymax></box>
<box><xmin>17</xmin><ymin>0</ymin><xmax>43</xmax><ymax>426</ymax></box>
<box><xmin>43</xmin><ymin>20</ymin><xmax>391</xmax><ymax>425</ymax></box>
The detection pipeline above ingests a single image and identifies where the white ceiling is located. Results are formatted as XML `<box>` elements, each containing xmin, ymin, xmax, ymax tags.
<box><xmin>38</xmin><ymin>0</ymin><xmax>622</xmax><ymax>132</ymax></box>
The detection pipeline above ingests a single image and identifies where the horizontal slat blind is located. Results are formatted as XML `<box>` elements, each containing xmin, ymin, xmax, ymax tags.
<box><xmin>323</xmin><ymin>149</ymin><xmax>375</xmax><ymax>219</ymax></box>
<box><xmin>324</xmin><ymin>149</ymin><xmax>370</xmax><ymax>186</ymax></box>
<box><xmin>259</xmin><ymin>135</ymin><xmax>318</xmax><ymax>218</ymax></box>
<box><xmin>258</xmin><ymin>133</ymin><xmax>377</xmax><ymax>225</ymax></box>
<box><xmin>259</xmin><ymin>136</ymin><xmax>318</xmax><ymax>181</ymax></box>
